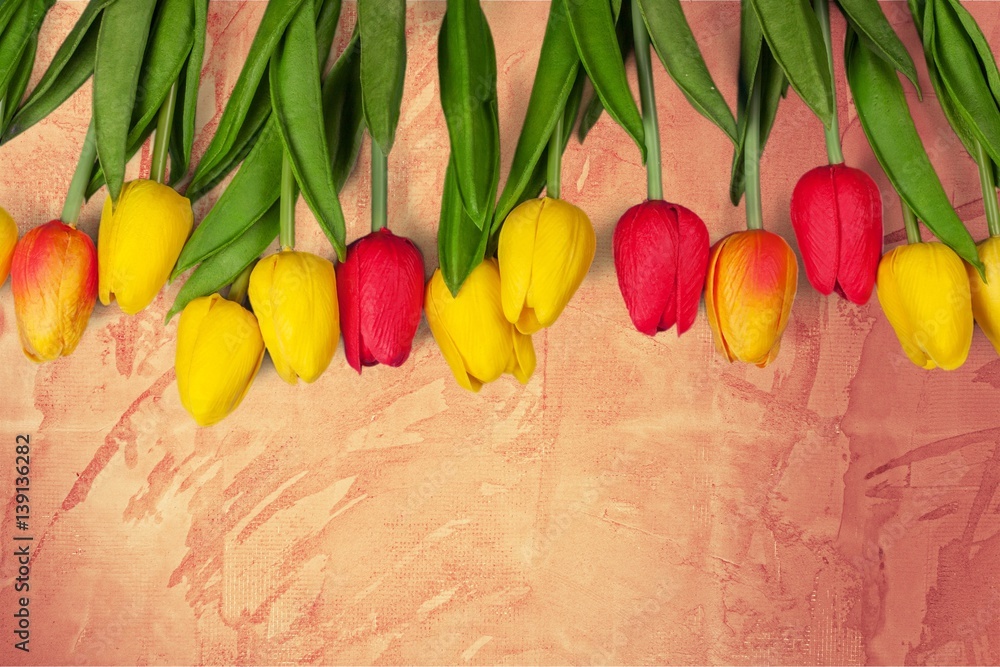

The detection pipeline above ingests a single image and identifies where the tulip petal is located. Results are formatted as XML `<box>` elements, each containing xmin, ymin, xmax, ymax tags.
<box><xmin>508</xmin><ymin>328</ymin><xmax>536</xmax><ymax>384</ymax></box>
<box><xmin>0</xmin><ymin>206</ymin><xmax>17</xmax><ymax>286</ymax></box>
<box><xmin>969</xmin><ymin>237</ymin><xmax>1000</xmax><ymax>355</ymax></box>
<box><xmin>704</xmin><ymin>238</ymin><xmax>734</xmax><ymax>362</ymax></box>
<box><xmin>358</xmin><ymin>231</ymin><xmax>424</xmax><ymax>368</ymax></box>
<box><xmin>674</xmin><ymin>204</ymin><xmax>710</xmax><ymax>335</ymax></box>
<box><xmin>528</xmin><ymin>198</ymin><xmax>596</xmax><ymax>328</ymax></box>
<box><xmin>336</xmin><ymin>246</ymin><xmax>363</xmax><ymax>373</ymax></box>
<box><xmin>833</xmin><ymin>166</ymin><xmax>882</xmax><ymax>304</ymax></box>
<box><xmin>791</xmin><ymin>165</ymin><xmax>839</xmax><ymax>296</ymax></box>
<box><xmin>498</xmin><ymin>198</ymin><xmax>540</xmax><ymax>329</ymax></box>
<box><xmin>614</xmin><ymin>201</ymin><xmax>678</xmax><ymax>336</ymax></box>
<box><xmin>425</xmin><ymin>269</ymin><xmax>482</xmax><ymax>392</ymax></box>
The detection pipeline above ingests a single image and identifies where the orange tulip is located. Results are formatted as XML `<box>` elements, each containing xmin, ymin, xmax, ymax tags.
<box><xmin>705</xmin><ymin>230</ymin><xmax>798</xmax><ymax>367</ymax></box>
<box><xmin>0</xmin><ymin>206</ymin><xmax>17</xmax><ymax>286</ymax></box>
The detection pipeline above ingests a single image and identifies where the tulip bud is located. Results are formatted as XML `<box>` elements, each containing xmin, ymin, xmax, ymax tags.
<box><xmin>0</xmin><ymin>206</ymin><xmax>17</xmax><ymax>286</ymax></box>
<box><xmin>336</xmin><ymin>228</ymin><xmax>424</xmax><ymax>373</ymax></box>
<box><xmin>175</xmin><ymin>294</ymin><xmax>265</xmax><ymax>426</ymax></box>
<box><xmin>790</xmin><ymin>164</ymin><xmax>882</xmax><ymax>304</ymax></box>
<box><xmin>968</xmin><ymin>236</ymin><xmax>1000</xmax><ymax>355</ymax></box>
<box><xmin>878</xmin><ymin>242</ymin><xmax>972</xmax><ymax>370</ymax></box>
<box><xmin>497</xmin><ymin>197</ymin><xmax>596</xmax><ymax>334</ymax></box>
<box><xmin>248</xmin><ymin>250</ymin><xmax>339</xmax><ymax>384</ymax></box>
<box><xmin>11</xmin><ymin>220</ymin><xmax>98</xmax><ymax>362</ymax></box>
<box><xmin>613</xmin><ymin>200</ymin><xmax>709</xmax><ymax>336</ymax></box>
<box><xmin>98</xmin><ymin>179</ymin><xmax>193</xmax><ymax>314</ymax></box>
<box><xmin>705</xmin><ymin>230</ymin><xmax>798</xmax><ymax>368</ymax></box>
<box><xmin>425</xmin><ymin>259</ymin><xmax>536</xmax><ymax>392</ymax></box>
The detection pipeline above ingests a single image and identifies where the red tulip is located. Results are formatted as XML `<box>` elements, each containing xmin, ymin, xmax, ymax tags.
<box><xmin>790</xmin><ymin>164</ymin><xmax>882</xmax><ymax>304</ymax></box>
<box><xmin>11</xmin><ymin>220</ymin><xmax>98</xmax><ymax>362</ymax></box>
<box><xmin>613</xmin><ymin>200</ymin><xmax>710</xmax><ymax>335</ymax></box>
<box><xmin>336</xmin><ymin>228</ymin><xmax>425</xmax><ymax>373</ymax></box>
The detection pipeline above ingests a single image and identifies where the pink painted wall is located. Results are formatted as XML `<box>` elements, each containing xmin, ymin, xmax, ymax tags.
<box><xmin>1</xmin><ymin>1</ymin><xmax>999</xmax><ymax>664</ymax></box>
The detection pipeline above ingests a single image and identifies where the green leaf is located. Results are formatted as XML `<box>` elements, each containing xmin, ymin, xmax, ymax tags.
<box><xmin>269</xmin><ymin>0</ymin><xmax>346</xmax><ymax>259</ymax></box>
<box><xmin>835</xmin><ymin>0</ymin><xmax>919</xmax><ymax>92</ymax></box>
<box><xmin>438</xmin><ymin>0</ymin><xmax>501</xmax><ymax>229</ymax></box>
<box><xmin>494</xmin><ymin>0</ymin><xmax>580</xmax><ymax>227</ymax></box>
<box><xmin>439</xmin><ymin>157</ymin><xmax>490</xmax><ymax>296</ymax></box>
<box><xmin>2</xmin><ymin>28</ymin><xmax>36</xmax><ymax>134</ymax></box>
<box><xmin>845</xmin><ymin>29</ymin><xmax>982</xmax><ymax>273</ymax></box>
<box><xmin>942</xmin><ymin>0</ymin><xmax>1000</xmax><ymax>106</ymax></box>
<box><xmin>0</xmin><ymin>0</ymin><xmax>45</xmax><ymax>98</ymax></box>
<box><xmin>169</xmin><ymin>0</ymin><xmax>208</xmax><ymax>185</ymax></box>
<box><xmin>315</xmin><ymin>0</ymin><xmax>342</xmax><ymax>64</ymax></box>
<box><xmin>323</xmin><ymin>29</ymin><xmax>365</xmax><ymax>191</ymax></box>
<box><xmin>93</xmin><ymin>0</ymin><xmax>157</xmax><ymax>202</ymax></box>
<box><xmin>638</xmin><ymin>0</ymin><xmax>737</xmax><ymax>143</ymax></box>
<box><xmin>0</xmin><ymin>0</ymin><xmax>25</xmax><ymax>36</ymax></box>
<box><xmin>565</xmin><ymin>0</ymin><xmax>645</xmax><ymax>159</ymax></box>
<box><xmin>577</xmin><ymin>0</ymin><xmax>629</xmax><ymax>143</ymax></box>
<box><xmin>167</xmin><ymin>205</ymin><xmax>280</xmax><ymax>321</ymax></box>
<box><xmin>748</xmin><ymin>0</ymin><xmax>834</xmax><ymax>129</ymax></box>
<box><xmin>173</xmin><ymin>120</ymin><xmax>283</xmax><ymax>278</ymax></box>
<box><xmin>358</xmin><ymin>0</ymin><xmax>406</xmax><ymax>154</ymax></box>
<box><xmin>189</xmin><ymin>0</ymin><xmax>307</xmax><ymax>192</ymax></box>
<box><xmin>3</xmin><ymin>0</ymin><xmax>114</xmax><ymax>143</ymax></box>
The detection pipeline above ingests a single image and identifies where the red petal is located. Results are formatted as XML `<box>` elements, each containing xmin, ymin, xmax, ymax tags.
<box><xmin>613</xmin><ymin>201</ymin><xmax>678</xmax><ymax>336</ymax></box>
<box><xmin>336</xmin><ymin>243</ymin><xmax>363</xmax><ymax>373</ymax></box>
<box><xmin>672</xmin><ymin>204</ymin><xmax>710</xmax><ymax>335</ymax></box>
<box><xmin>832</xmin><ymin>165</ymin><xmax>882</xmax><ymax>304</ymax></box>
<box><xmin>791</xmin><ymin>165</ymin><xmax>839</xmax><ymax>295</ymax></box>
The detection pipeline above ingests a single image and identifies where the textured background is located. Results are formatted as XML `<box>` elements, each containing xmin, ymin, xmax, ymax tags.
<box><xmin>2</xmin><ymin>1</ymin><xmax>1000</xmax><ymax>664</ymax></box>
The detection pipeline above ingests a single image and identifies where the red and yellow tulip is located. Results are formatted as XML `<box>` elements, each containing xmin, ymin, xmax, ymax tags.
<box><xmin>0</xmin><ymin>206</ymin><xmax>17</xmax><ymax>286</ymax></box>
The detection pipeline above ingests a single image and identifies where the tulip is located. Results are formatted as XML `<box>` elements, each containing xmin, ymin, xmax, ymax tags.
<box><xmin>175</xmin><ymin>294</ymin><xmax>265</xmax><ymax>426</ymax></box>
<box><xmin>248</xmin><ymin>250</ymin><xmax>339</xmax><ymax>384</ymax></box>
<box><xmin>968</xmin><ymin>236</ymin><xmax>1000</xmax><ymax>355</ymax></box>
<box><xmin>98</xmin><ymin>179</ymin><xmax>193</xmax><ymax>314</ymax></box>
<box><xmin>613</xmin><ymin>200</ymin><xmax>710</xmax><ymax>336</ymax></box>
<box><xmin>0</xmin><ymin>206</ymin><xmax>17</xmax><ymax>286</ymax></box>
<box><xmin>878</xmin><ymin>242</ymin><xmax>972</xmax><ymax>370</ymax></box>
<box><xmin>790</xmin><ymin>164</ymin><xmax>882</xmax><ymax>304</ymax></box>
<box><xmin>704</xmin><ymin>230</ymin><xmax>798</xmax><ymax>368</ymax></box>
<box><xmin>497</xmin><ymin>197</ymin><xmax>596</xmax><ymax>334</ymax></box>
<box><xmin>336</xmin><ymin>229</ymin><xmax>425</xmax><ymax>373</ymax></box>
<box><xmin>10</xmin><ymin>220</ymin><xmax>98</xmax><ymax>362</ymax></box>
<box><xmin>425</xmin><ymin>259</ymin><xmax>536</xmax><ymax>391</ymax></box>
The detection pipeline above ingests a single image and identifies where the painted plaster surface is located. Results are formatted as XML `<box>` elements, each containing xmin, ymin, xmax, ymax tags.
<box><xmin>1</xmin><ymin>2</ymin><xmax>999</xmax><ymax>664</ymax></box>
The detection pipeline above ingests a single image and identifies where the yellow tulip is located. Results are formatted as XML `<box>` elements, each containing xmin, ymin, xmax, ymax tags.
<box><xmin>425</xmin><ymin>259</ymin><xmax>536</xmax><ymax>391</ymax></box>
<box><xmin>175</xmin><ymin>294</ymin><xmax>265</xmax><ymax>426</ymax></box>
<box><xmin>248</xmin><ymin>250</ymin><xmax>339</xmax><ymax>384</ymax></box>
<box><xmin>967</xmin><ymin>236</ymin><xmax>1000</xmax><ymax>355</ymax></box>
<box><xmin>498</xmin><ymin>197</ymin><xmax>596</xmax><ymax>334</ymax></box>
<box><xmin>99</xmin><ymin>179</ymin><xmax>193</xmax><ymax>314</ymax></box>
<box><xmin>0</xmin><ymin>206</ymin><xmax>17</xmax><ymax>286</ymax></box>
<box><xmin>877</xmin><ymin>242</ymin><xmax>972</xmax><ymax>370</ymax></box>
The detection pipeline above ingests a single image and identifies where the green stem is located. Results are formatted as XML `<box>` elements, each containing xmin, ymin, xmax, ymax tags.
<box><xmin>279</xmin><ymin>154</ymin><xmax>296</xmax><ymax>250</ymax></box>
<box><xmin>227</xmin><ymin>261</ymin><xmax>256</xmax><ymax>305</ymax></box>
<box><xmin>547</xmin><ymin>114</ymin><xmax>563</xmax><ymax>200</ymax></box>
<box><xmin>974</xmin><ymin>140</ymin><xmax>1000</xmax><ymax>237</ymax></box>
<box><xmin>814</xmin><ymin>0</ymin><xmax>844</xmax><ymax>165</ymax></box>
<box><xmin>0</xmin><ymin>98</ymin><xmax>5</xmax><ymax>128</ymax></box>
<box><xmin>744</xmin><ymin>71</ymin><xmax>764</xmax><ymax>231</ymax></box>
<box><xmin>61</xmin><ymin>120</ymin><xmax>98</xmax><ymax>227</ymax></box>
<box><xmin>149</xmin><ymin>81</ymin><xmax>178</xmax><ymax>184</ymax></box>
<box><xmin>901</xmin><ymin>199</ymin><xmax>922</xmax><ymax>244</ymax></box>
<box><xmin>632</xmin><ymin>0</ymin><xmax>663</xmax><ymax>200</ymax></box>
<box><xmin>371</xmin><ymin>139</ymin><xmax>388</xmax><ymax>232</ymax></box>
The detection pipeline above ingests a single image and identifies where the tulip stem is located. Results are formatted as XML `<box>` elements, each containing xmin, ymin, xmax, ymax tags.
<box><xmin>744</xmin><ymin>66</ymin><xmax>764</xmax><ymax>231</ymax></box>
<box><xmin>228</xmin><ymin>261</ymin><xmax>255</xmax><ymax>306</ymax></box>
<box><xmin>150</xmin><ymin>82</ymin><xmax>178</xmax><ymax>185</ymax></box>
<box><xmin>371</xmin><ymin>138</ymin><xmax>388</xmax><ymax>232</ymax></box>
<box><xmin>974</xmin><ymin>140</ymin><xmax>1000</xmax><ymax>238</ymax></box>
<box><xmin>632</xmin><ymin>0</ymin><xmax>663</xmax><ymax>201</ymax></box>
<box><xmin>547</xmin><ymin>115</ymin><xmax>563</xmax><ymax>200</ymax></box>
<box><xmin>902</xmin><ymin>199</ymin><xmax>922</xmax><ymax>244</ymax></box>
<box><xmin>279</xmin><ymin>153</ymin><xmax>296</xmax><ymax>250</ymax></box>
<box><xmin>814</xmin><ymin>0</ymin><xmax>844</xmax><ymax>165</ymax></box>
<box><xmin>61</xmin><ymin>119</ymin><xmax>98</xmax><ymax>227</ymax></box>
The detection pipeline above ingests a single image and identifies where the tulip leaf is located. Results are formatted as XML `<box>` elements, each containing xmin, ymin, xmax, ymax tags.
<box><xmin>0</xmin><ymin>0</ymin><xmax>24</xmax><ymax>36</ymax></box>
<box><xmin>835</xmin><ymin>0</ymin><xmax>919</xmax><ymax>93</ymax></box>
<box><xmin>269</xmin><ymin>0</ymin><xmax>346</xmax><ymax>259</ymax></box>
<box><xmin>167</xmin><ymin>204</ymin><xmax>280</xmax><ymax>322</ymax></box>
<box><xmin>315</xmin><ymin>0</ymin><xmax>343</xmax><ymax>66</ymax></box>
<box><xmin>2</xmin><ymin>29</ymin><xmax>36</xmax><ymax>135</ymax></box>
<box><xmin>439</xmin><ymin>157</ymin><xmax>490</xmax><ymax>296</ymax></box>
<box><xmin>323</xmin><ymin>29</ymin><xmax>365</xmax><ymax>191</ymax></box>
<box><xmin>93</xmin><ymin>0</ymin><xmax>157</xmax><ymax>202</ymax></box>
<box><xmin>748</xmin><ymin>0</ymin><xmax>834</xmax><ymax>129</ymax></box>
<box><xmin>565</xmin><ymin>0</ymin><xmax>645</xmax><ymax>160</ymax></box>
<box><xmin>3</xmin><ymin>0</ymin><xmax>114</xmax><ymax>143</ymax></box>
<box><xmin>358</xmin><ymin>0</ymin><xmax>406</xmax><ymax>154</ymax></box>
<box><xmin>174</xmin><ymin>120</ymin><xmax>283</xmax><ymax>278</ymax></box>
<box><xmin>169</xmin><ymin>0</ymin><xmax>209</xmax><ymax>185</ymax></box>
<box><xmin>845</xmin><ymin>28</ymin><xmax>982</xmax><ymax>273</ymax></box>
<box><xmin>188</xmin><ymin>0</ymin><xmax>306</xmax><ymax>195</ymax></box>
<box><xmin>729</xmin><ymin>6</ymin><xmax>787</xmax><ymax>205</ymax></box>
<box><xmin>638</xmin><ymin>0</ymin><xmax>738</xmax><ymax>143</ymax></box>
<box><xmin>438</xmin><ymin>0</ymin><xmax>501</xmax><ymax>230</ymax></box>
<box><xmin>577</xmin><ymin>0</ymin><xmax>628</xmax><ymax>144</ymax></box>
<box><xmin>941</xmin><ymin>0</ymin><xmax>1000</xmax><ymax>105</ymax></box>
<box><xmin>0</xmin><ymin>0</ymin><xmax>45</xmax><ymax>101</ymax></box>
<box><xmin>494</xmin><ymin>0</ymin><xmax>580</xmax><ymax>228</ymax></box>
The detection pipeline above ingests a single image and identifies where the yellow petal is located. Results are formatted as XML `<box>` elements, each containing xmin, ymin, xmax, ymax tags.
<box><xmin>175</xmin><ymin>295</ymin><xmax>265</xmax><ymax>426</ymax></box>
<box><xmin>968</xmin><ymin>236</ymin><xmax>1000</xmax><ymax>356</ymax></box>
<box><xmin>508</xmin><ymin>328</ymin><xmax>536</xmax><ymax>384</ymax></box>
<box><xmin>425</xmin><ymin>271</ymin><xmax>481</xmax><ymax>392</ymax></box>
<box><xmin>0</xmin><ymin>206</ymin><xmax>17</xmax><ymax>286</ymax></box>
<box><xmin>498</xmin><ymin>198</ymin><xmax>540</xmax><ymax>327</ymax></box>
<box><xmin>98</xmin><ymin>180</ymin><xmax>193</xmax><ymax>314</ymax></box>
<box><xmin>527</xmin><ymin>198</ymin><xmax>596</xmax><ymax>327</ymax></box>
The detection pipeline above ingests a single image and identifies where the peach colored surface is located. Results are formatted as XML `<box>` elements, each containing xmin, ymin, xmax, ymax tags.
<box><xmin>2</xmin><ymin>1</ymin><xmax>1000</xmax><ymax>664</ymax></box>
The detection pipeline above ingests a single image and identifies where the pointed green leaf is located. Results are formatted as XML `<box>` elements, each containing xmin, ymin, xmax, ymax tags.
<box><xmin>439</xmin><ymin>157</ymin><xmax>490</xmax><ymax>296</ymax></box>
<box><xmin>323</xmin><ymin>29</ymin><xmax>365</xmax><ymax>191</ymax></box>
<box><xmin>836</xmin><ymin>0</ymin><xmax>919</xmax><ymax>92</ymax></box>
<box><xmin>169</xmin><ymin>0</ymin><xmax>208</xmax><ymax>185</ymax></box>
<box><xmin>358</xmin><ymin>0</ymin><xmax>406</xmax><ymax>154</ymax></box>
<box><xmin>577</xmin><ymin>0</ymin><xmax>629</xmax><ymax>143</ymax></box>
<box><xmin>2</xmin><ymin>28</ymin><xmax>36</xmax><ymax>134</ymax></box>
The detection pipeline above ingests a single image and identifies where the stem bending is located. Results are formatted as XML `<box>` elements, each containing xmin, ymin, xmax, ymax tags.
<box><xmin>61</xmin><ymin>120</ymin><xmax>98</xmax><ymax>227</ymax></box>
<box><xmin>744</xmin><ymin>69</ymin><xmax>764</xmax><ymax>231</ymax></box>
<box><xmin>632</xmin><ymin>0</ymin><xmax>663</xmax><ymax>200</ymax></box>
